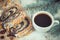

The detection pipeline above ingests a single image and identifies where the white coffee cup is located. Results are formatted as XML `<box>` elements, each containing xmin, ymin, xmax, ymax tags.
<box><xmin>32</xmin><ymin>11</ymin><xmax>59</xmax><ymax>33</ymax></box>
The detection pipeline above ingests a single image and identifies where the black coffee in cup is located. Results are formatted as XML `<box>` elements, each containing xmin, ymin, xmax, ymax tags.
<box><xmin>34</xmin><ymin>14</ymin><xmax>52</xmax><ymax>27</ymax></box>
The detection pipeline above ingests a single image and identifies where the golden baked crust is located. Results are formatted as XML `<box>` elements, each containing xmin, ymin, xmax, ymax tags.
<box><xmin>0</xmin><ymin>0</ymin><xmax>11</xmax><ymax>9</ymax></box>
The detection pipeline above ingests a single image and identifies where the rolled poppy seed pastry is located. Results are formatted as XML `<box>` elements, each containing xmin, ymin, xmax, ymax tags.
<box><xmin>14</xmin><ymin>17</ymin><xmax>34</xmax><ymax>38</ymax></box>
<box><xmin>0</xmin><ymin>3</ymin><xmax>34</xmax><ymax>39</ymax></box>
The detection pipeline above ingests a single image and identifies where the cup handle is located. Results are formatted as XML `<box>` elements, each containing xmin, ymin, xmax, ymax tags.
<box><xmin>53</xmin><ymin>20</ymin><xmax>59</xmax><ymax>27</ymax></box>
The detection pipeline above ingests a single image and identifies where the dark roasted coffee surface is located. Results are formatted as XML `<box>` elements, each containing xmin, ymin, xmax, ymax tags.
<box><xmin>34</xmin><ymin>14</ymin><xmax>52</xmax><ymax>27</ymax></box>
